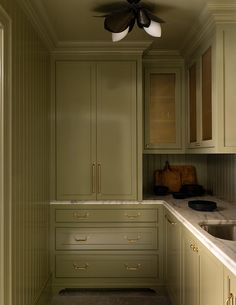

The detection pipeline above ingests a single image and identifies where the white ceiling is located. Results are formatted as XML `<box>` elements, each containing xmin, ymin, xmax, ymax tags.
<box><xmin>27</xmin><ymin>0</ymin><xmax>233</xmax><ymax>50</ymax></box>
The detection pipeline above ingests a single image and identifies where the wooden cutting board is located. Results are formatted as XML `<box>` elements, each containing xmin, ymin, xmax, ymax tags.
<box><xmin>154</xmin><ymin>162</ymin><xmax>197</xmax><ymax>192</ymax></box>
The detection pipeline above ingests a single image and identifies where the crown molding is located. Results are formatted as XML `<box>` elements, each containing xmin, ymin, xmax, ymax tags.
<box><xmin>18</xmin><ymin>0</ymin><xmax>57</xmax><ymax>50</ymax></box>
<box><xmin>53</xmin><ymin>41</ymin><xmax>152</xmax><ymax>55</ymax></box>
<box><xmin>181</xmin><ymin>3</ymin><xmax>236</xmax><ymax>58</ymax></box>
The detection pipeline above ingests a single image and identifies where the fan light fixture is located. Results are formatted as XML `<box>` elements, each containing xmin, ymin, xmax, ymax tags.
<box><xmin>103</xmin><ymin>0</ymin><xmax>164</xmax><ymax>42</ymax></box>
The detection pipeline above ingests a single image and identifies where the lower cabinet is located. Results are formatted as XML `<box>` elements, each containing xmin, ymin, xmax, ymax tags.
<box><xmin>50</xmin><ymin>204</ymin><xmax>163</xmax><ymax>292</ymax></box>
<box><xmin>182</xmin><ymin>228</ymin><xmax>224</xmax><ymax>305</ymax></box>
<box><xmin>164</xmin><ymin>210</ymin><xmax>181</xmax><ymax>305</ymax></box>
<box><xmin>224</xmin><ymin>267</ymin><xmax>236</xmax><ymax>305</ymax></box>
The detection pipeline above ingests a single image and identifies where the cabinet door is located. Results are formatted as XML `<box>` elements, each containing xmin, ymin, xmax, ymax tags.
<box><xmin>165</xmin><ymin>211</ymin><xmax>181</xmax><ymax>305</ymax></box>
<box><xmin>182</xmin><ymin>230</ymin><xmax>199</xmax><ymax>305</ymax></box>
<box><xmin>189</xmin><ymin>62</ymin><xmax>198</xmax><ymax>145</ymax></box>
<box><xmin>96</xmin><ymin>62</ymin><xmax>137</xmax><ymax>200</ymax></box>
<box><xmin>56</xmin><ymin>62</ymin><xmax>96</xmax><ymax>200</ymax></box>
<box><xmin>199</xmin><ymin>245</ymin><xmax>223</xmax><ymax>305</ymax></box>
<box><xmin>201</xmin><ymin>47</ymin><xmax>213</xmax><ymax>144</ymax></box>
<box><xmin>144</xmin><ymin>68</ymin><xmax>182</xmax><ymax>151</ymax></box>
<box><xmin>224</xmin><ymin>268</ymin><xmax>236</xmax><ymax>305</ymax></box>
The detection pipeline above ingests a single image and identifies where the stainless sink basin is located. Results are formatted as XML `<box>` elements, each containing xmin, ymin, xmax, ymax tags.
<box><xmin>199</xmin><ymin>221</ymin><xmax>236</xmax><ymax>241</ymax></box>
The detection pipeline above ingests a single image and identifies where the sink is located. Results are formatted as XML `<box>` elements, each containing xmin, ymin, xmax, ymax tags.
<box><xmin>199</xmin><ymin>221</ymin><xmax>236</xmax><ymax>241</ymax></box>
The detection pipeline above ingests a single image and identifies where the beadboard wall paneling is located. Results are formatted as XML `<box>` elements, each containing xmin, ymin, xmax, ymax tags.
<box><xmin>143</xmin><ymin>154</ymin><xmax>208</xmax><ymax>195</ymax></box>
<box><xmin>207</xmin><ymin>155</ymin><xmax>236</xmax><ymax>202</ymax></box>
<box><xmin>0</xmin><ymin>1</ymin><xmax>50</xmax><ymax>305</ymax></box>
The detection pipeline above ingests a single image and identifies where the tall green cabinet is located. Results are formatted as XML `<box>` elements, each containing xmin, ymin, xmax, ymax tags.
<box><xmin>55</xmin><ymin>61</ymin><xmax>137</xmax><ymax>200</ymax></box>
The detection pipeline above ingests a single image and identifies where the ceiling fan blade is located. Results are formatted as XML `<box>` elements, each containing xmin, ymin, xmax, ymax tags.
<box><xmin>93</xmin><ymin>2</ymin><xmax>129</xmax><ymax>14</ymax></box>
<box><xmin>145</xmin><ymin>9</ymin><xmax>165</xmax><ymax>23</ymax></box>
<box><xmin>104</xmin><ymin>9</ymin><xmax>135</xmax><ymax>33</ymax></box>
<box><xmin>137</xmin><ymin>8</ymin><xmax>151</xmax><ymax>28</ymax></box>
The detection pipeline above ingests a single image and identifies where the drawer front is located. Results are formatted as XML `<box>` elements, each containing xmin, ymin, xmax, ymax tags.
<box><xmin>55</xmin><ymin>209</ymin><xmax>158</xmax><ymax>223</ymax></box>
<box><xmin>56</xmin><ymin>227</ymin><xmax>158</xmax><ymax>250</ymax></box>
<box><xmin>56</xmin><ymin>254</ymin><xmax>158</xmax><ymax>278</ymax></box>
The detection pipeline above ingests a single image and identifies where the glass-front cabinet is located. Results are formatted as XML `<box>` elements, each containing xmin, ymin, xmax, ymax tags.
<box><xmin>188</xmin><ymin>45</ymin><xmax>214</xmax><ymax>149</ymax></box>
<box><xmin>144</xmin><ymin>67</ymin><xmax>183</xmax><ymax>153</ymax></box>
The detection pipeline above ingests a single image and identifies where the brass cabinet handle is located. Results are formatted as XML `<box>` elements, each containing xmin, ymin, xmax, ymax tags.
<box><xmin>97</xmin><ymin>163</ymin><xmax>101</xmax><ymax>193</ymax></box>
<box><xmin>124</xmin><ymin>212</ymin><xmax>141</xmax><ymax>219</ymax></box>
<box><xmin>73</xmin><ymin>263</ymin><xmax>89</xmax><ymax>271</ymax></box>
<box><xmin>74</xmin><ymin>236</ymin><xmax>88</xmax><ymax>242</ymax></box>
<box><xmin>165</xmin><ymin>215</ymin><xmax>177</xmax><ymax>225</ymax></box>
<box><xmin>92</xmin><ymin>163</ymin><xmax>96</xmax><ymax>193</ymax></box>
<box><xmin>124</xmin><ymin>235</ymin><xmax>141</xmax><ymax>243</ymax></box>
<box><xmin>73</xmin><ymin>212</ymin><xmax>89</xmax><ymax>219</ymax></box>
<box><xmin>125</xmin><ymin>263</ymin><xmax>141</xmax><ymax>271</ymax></box>
<box><xmin>190</xmin><ymin>242</ymin><xmax>199</xmax><ymax>253</ymax></box>
<box><xmin>225</xmin><ymin>293</ymin><xmax>234</xmax><ymax>305</ymax></box>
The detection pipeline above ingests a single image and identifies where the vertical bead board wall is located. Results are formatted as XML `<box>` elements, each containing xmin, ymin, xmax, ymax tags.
<box><xmin>0</xmin><ymin>1</ymin><xmax>50</xmax><ymax>305</ymax></box>
<box><xmin>143</xmin><ymin>154</ymin><xmax>208</xmax><ymax>195</ymax></box>
<box><xmin>207</xmin><ymin>155</ymin><xmax>236</xmax><ymax>202</ymax></box>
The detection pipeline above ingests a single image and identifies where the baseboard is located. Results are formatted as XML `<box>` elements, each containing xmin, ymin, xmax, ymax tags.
<box><xmin>35</xmin><ymin>274</ymin><xmax>52</xmax><ymax>305</ymax></box>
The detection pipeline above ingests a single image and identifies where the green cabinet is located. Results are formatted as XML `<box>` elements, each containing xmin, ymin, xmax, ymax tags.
<box><xmin>50</xmin><ymin>204</ymin><xmax>163</xmax><ymax>292</ymax></box>
<box><xmin>55</xmin><ymin>61</ymin><xmax>137</xmax><ymax>200</ymax></box>
<box><xmin>144</xmin><ymin>66</ymin><xmax>183</xmax><ymax>153</ymax></box>
<box><xmin>164</xmin><ymin>210</ymin><xmax>181</xmax><ymax>305</ymax></box>
<box><xmin>182</xmin><ymin>229</ymin><xmax>199</xmax><ymax>305</ymax></box>
<box><xmin>224</xmin><ymin>268</ymin><xmax>236</xmax><ymax>305</ymax></box>
<box><xmin>182</xmin><ymin>228</ymin><xmax>224</xmax><ymax>305</ymax></box>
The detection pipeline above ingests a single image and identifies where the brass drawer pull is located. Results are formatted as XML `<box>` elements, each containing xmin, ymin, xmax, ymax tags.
<box><xmin>125</xmin><ymin>263</ymin><xmax>141</xmax><ymax>271</ymax></box>
<box><xmin>73</xmin><ymin>212</ymin><xmax>89</xmax><ymax>219</ymax></box>
<box><xmin>92</xmin><ymin>163</ymin><xmax>96</xmax><ymax>193</ymax></box>
<box><xmin>225</xmin><ymin>293</ymin><xmax>234</xmax><ymax>305</ymax></box>
<box><xmin>125</xmin><ymin>235</ymin><xmax>141</xmax><ymax>243</ymax></box>
<box><xmin>74</xmin><ymin>236</ymin><xmax>88</xmax><ymax>242</ymax></box>
<box><xmin>73</xmin><ymin>263</ymin><xmax>89</xmax><ymax>271</ymax></box>
<box><xmin>165</xmin><ymin>215</ymin><xmax>177</xmax><ymax>225</ymax></box>
<box><xmin>124</xmin><ymin>212</ymin><xmax>141</xmax><ymax>219</ymax></box>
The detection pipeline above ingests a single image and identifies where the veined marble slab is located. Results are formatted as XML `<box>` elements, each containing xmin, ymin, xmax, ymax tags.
<box><xmin>50</xmin><ymin>196</ymin><xmax>236</xmax><ymax>275</ymax></box>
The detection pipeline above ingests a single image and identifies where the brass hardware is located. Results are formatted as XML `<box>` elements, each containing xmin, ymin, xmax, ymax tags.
<box><xmin>190</xmin><ymin>243</ymin><xmax>195</xmax><ymax>250</ymax></box>
<box><xmin>225</xmin><ymin>293</ymin><xmax>234</xmax><ymax>305</ymax></box>
<box><xmin>74</xmin><ymin>236</ymin><xmax>88</xmax><ymax>242</ymax></box>
<box><xmin>73</xmin><ymin>263</ymin><xmax>89</xmax><ymax>271</ymax></box>
<box><xmin>165</xmin><ymin>215</ymin><xmax>177</xmax><ymax>225</ymax></box>
<box><xmin>193</xmin><ymin>246</ymin><xmax>199</xmax><ymax>253</ymax></box>
<box><xmin>73</xmin><ymin>212</ymin><xmax>89</xmax><ymax>219</ymax></box>
<box><xmin>92</xmin><ymin>163</ymin><xmax>96</xmax><ymax>193</ymax></box>
<box><xmin>146</xmin><ymin>144</ymin><xmax>150</xmax><ymax>148</ymax></box>
<box><xmin>97</xmin><ymin>163</ymin><xmax>101</xmax><ymax>193</ymax></box>
<box><xmin>124</xmin><ymin>235</ymin><xmax>141</xmax><ymax>243</ymax></box>
<box><xmin>125</xmin><ymin>263</ymin><xmax>141</xmax><ymax>271</ymax></box>
<box><xmin>124</xmin><ymin>212</ymin><xmax>141</xmax><ymax>219</ymax></box>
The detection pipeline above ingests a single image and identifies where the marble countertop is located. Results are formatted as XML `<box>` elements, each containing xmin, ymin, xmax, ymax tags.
<box><xmin>51</xmin><ymin>196</ymin><xmax>236</xmax><ymax>275</ymax></box>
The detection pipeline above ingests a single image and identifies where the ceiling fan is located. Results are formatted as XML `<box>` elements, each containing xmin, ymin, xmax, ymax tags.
<box><xmin>94</xmin><ymin>0</ymin><xmax>165</xmax><ymax>42</ymax></box>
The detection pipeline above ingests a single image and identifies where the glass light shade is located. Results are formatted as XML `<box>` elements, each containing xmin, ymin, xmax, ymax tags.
<box><xmin>144</xmin><ymin>20</ymin><xmax>161</xmax><ymax>37</ymax></box>
<box><xmin>112</xmin><ymin>27</ymin><xmax>129</xmax><ymax>42</ymax></box>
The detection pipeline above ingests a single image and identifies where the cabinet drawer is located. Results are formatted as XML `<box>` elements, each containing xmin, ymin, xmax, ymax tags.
<box><xmin>55</xmin><ymin>209</ymin><xmax>158</xmax><ymax>223</ymax></box>
<box><xmin>56</xmin><ymin>254</ymin><xmax>158</xmax><ymax>278</ymax></box>
<box><xmin>56</xmin><ymin>227</ymin><xmax>158</xmax><ymax>250</ymax></box>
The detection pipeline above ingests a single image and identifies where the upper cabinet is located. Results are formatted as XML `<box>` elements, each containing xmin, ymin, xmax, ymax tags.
<box><xmin>187</xmin><ymin>45</ymin><xmax>214</xmax><ymax>149</ymax></box>
<box><xmin>143</xmin><ymin>59</ymin><xmax>185</xmax><ymax>154</ymax></box>
<box><xmin>54</xmin><ymin>60</ymin><xmax>138</xmax><ymax>201</ymax></box>
<box><xmin>186</xmin><ymin>20</ymin><xmax>236</xmax><ymax>153</ymax></box>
